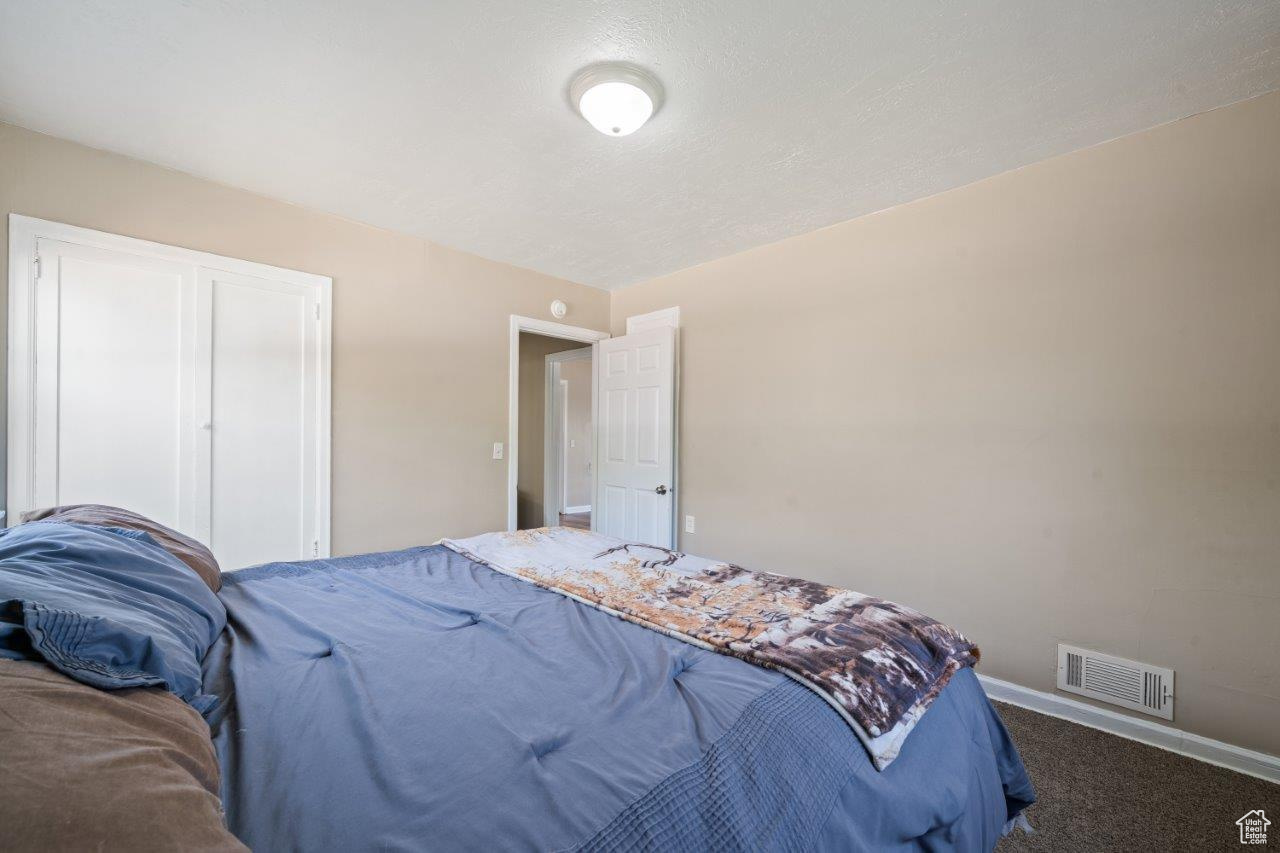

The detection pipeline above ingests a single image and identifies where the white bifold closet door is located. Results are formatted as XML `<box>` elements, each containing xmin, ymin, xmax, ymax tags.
<box><xmin>9</xmin><ymin>218</ymin><xmax>330</xmax><ymax>570</ymax></box>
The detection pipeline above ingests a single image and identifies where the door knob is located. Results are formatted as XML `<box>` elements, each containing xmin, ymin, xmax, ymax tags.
<box><xmin>654</xmin><ymin>485</ymin><xmax>669</xmax><ymax>495</ymax></box>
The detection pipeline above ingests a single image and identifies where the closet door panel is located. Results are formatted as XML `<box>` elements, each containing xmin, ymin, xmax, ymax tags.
<box><xmin>206</xmin><ymin>270</ymin><xmax>315</xmax><ymax>569</ymax></box>
<box><xmin>33</xmin><ymin>239</ymin><xmax>197</xmax><ymax>529</ymax></box>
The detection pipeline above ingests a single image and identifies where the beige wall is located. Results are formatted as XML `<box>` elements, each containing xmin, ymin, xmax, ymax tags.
<box><xmin>611</xmin><ymin>90</ymin><xmax>1280</xmax><ymax>756</ymax></box>
<box><xmin>5</xmin><ymin>89</ymin><xmax>1278</xmax><ymax>757</ymax></box>
<box><xmin>516</xmin><ymin>334</ymin><xmax>588</xmax><ymax>528</ymax></box>
<box><xmin>562</xmin><ymin>357</ymin><xmax>593</xmax><ymax>509</ymax></box>
<box><xmin>0</xmin><ymin>122</ymin><xmax>610</xmax><ymax>553</ymax></box>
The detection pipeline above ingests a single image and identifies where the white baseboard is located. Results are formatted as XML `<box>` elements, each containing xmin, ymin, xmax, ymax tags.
<box><xmin>978</xmin><ymin>674</ymin><xmax>1280</xmax><ymax>785</ymax></box>
<box><xmin>563</xmin><ymin>505</ymin><xmax>591</xmax><ymax>515</ymax></box>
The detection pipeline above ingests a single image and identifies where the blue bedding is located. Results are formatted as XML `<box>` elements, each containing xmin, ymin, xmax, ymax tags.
<box><xmin>204</xmin><ymin>545</ymin><xmax>1033</xmax><ymax>851</ymax></box>
<box><xmin>0</xmin><ymin>521</ymin><xmax>225</xmax><ymax>712</ymax></box>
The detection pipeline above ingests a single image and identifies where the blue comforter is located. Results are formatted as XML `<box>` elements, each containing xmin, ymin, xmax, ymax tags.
<box><xmin>204</xmin><ymin>545</ymin><xmax>1033</xmax><ymax>851</ymax></box>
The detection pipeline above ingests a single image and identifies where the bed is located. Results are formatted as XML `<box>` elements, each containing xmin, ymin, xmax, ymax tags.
<box><xmin>1</xmin><ymin>508</ymin><xmax>1033</xmax><ymax>852</ymax></box>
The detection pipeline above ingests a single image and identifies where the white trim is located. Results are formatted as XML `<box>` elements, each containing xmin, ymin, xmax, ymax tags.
<box><xmin>563</xmin><ymin>505</ymin><xmax>591</xmax><ymax>515</ymax></box>
<box><xmin>670</xmin><ymin>324</ymin><xmax>680</xmax><ymax>547</ymax></box>
<box><xmin>8</xmin><ymin>215</ymin><xmax>332</xmax><ymax>289</ymax></box>
<box><xmin>979</xmin><ymin>674</ymin><xmax>1280</xmax><ymax>784</ymax></box>
<box><xmin>316</xmin><ymin>271</ymin><xmax>333</xmax><ymax>559</ymax></box>
<box><xmin>589</xmin><ymin>337</ymin><xmax>599</xmax><ymax>533</ymax></box>
<box><xmin>559</xmin><ymin>379</ymin><xmax>569</xmax><ymax>516</ymax></box>
<box><xmin>547</xmin><ymin>348</ymin><xmax>594</xmax><ymax>364</ymax></box>
<box><xmin>625</xmin><ymin>306</ymin><xmax>680</xmax><ymax>334</ymax></box>
<box><xmin>7</xmin><ymin>217</ymin><xmax>37</xmax><ymax>521</ymax></box>
<box><xmin>508</xmin><ymin>315</ymin><xmax>608</xmax><ymax>531</ymax></box>
<box><xmin>543</xmin><ymin>348</ymin><xmax>594</xmax><ymax>527</ymax></box>
<box><xmin>6</xmin><ymin>215</ymin><xmax>332</xmax><ymax>558</ymax></box>
<box><xmin>543</xmin><ymin>376</ymin><xmax>568</xmax><ymax>526</ymax></box>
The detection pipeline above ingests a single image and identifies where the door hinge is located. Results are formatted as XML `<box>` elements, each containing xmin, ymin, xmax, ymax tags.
<box><xmin>313</xmin><ymin>540</ymin><xmax>319</xmax><ymax>557</ymax></box>
<box><xmin>32</xmin><ymin>255</ymin><xmax>41</xmax><ymax>280</ymax></box>
<box><xmin>314</xmin><ymin>304</ymin><xmax>321</xmax><ymax>320</ymax></box>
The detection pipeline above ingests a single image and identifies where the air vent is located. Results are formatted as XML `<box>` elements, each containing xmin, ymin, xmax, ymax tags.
<box><xmin>1056</xmin><ymin>644</ymin><xmax>1174</xmax><ymax>720</ymax></box>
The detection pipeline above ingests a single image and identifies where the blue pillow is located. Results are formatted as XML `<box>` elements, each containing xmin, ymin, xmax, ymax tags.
<box><xmin>0</xmin><ymin>521</ymin><xmax>226</xmax><ymax>712</ymax></box>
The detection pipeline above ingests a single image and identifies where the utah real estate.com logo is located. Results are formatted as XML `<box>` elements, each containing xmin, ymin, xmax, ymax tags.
<box><xmin>1237</xmin><ymin>810</ymin><xmax>1270</xmax><ymax>846</ymax></box>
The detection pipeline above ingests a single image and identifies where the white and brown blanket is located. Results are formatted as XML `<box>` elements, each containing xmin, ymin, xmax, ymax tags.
<box><xmin>440</xmin><ymin>527</ymin><xmax>979</xmax><ymax>770</ymax></box>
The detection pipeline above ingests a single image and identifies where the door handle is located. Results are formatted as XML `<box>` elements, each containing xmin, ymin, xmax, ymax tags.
<box><xmin>654</xmin><ymin>485</ymin><xmax>669</xmax><ymax>495</ymax></box>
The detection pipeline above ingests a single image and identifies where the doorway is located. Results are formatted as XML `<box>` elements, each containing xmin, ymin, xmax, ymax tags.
<box><xmin>507</xmin><ymin>316</ymin><xmax>608</xmax><ymax>531</ymax></box>
<box><xmin>505</xmin><ymin>313</ymin><xmax>679</xmax><ymax>545</ymax></box>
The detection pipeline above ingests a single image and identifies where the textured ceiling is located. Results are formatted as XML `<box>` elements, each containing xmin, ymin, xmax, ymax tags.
<box><xmin>2</xmin><ymin>2</ymin><xmax>1278</xmax><ymax>290</ymax></box>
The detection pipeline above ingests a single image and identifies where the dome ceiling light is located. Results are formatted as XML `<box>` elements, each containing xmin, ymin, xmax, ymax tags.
<box><xmin>568</xmin><ymin>63</ymin><xmax>663</xmax><ymax>137</ymax></box>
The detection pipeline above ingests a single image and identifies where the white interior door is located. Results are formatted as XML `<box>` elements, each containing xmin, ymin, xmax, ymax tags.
<box><xmin>594</xmin><ymin>326</ymin><xmax>676</xmax><ymax>547</ymax></box>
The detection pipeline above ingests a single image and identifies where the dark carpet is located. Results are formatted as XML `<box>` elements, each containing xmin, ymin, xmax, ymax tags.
<box><xmin>994</xmin><ymin>701</ymin><xmax>1278</xmax><ymax>852</ymax></box>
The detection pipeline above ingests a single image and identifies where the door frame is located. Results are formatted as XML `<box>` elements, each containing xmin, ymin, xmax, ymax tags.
<box><xmin>6</xmin><ymin>214</ymin><xmax>333</xmax><ymax>558</ymax></box>
<box><xmin>543</xmin><ymin>347</ymin><xmax>593</xmax><ymax>527</ymax></box>
<box><xmin>507</xmin><ymin>315</ymin><xmax>609</xmax><ymax>532</ymax></box>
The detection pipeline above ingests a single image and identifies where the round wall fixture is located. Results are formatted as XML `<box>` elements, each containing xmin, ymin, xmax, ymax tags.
<box><xmin>569</xmin><ymin>63</ymin><xmax>663</xmax><ymax>137</ymax></box>
<box><xmin>550</xmin><ymin>299</ymin><xmax>568</xmax><ymax>319</ymax></box>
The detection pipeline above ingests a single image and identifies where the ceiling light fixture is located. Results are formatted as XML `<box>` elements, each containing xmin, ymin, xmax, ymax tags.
<box><xmin>569</xmin><ymin>63</ymin><xmax>663</xmax><ymax>137</ymax></box>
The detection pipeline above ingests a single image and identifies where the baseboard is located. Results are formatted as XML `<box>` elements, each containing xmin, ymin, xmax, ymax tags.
<box><xmin>563</xmin><ymin>505</ymin><xmax>591</xmax><ymax>515</ymax></box>
<box><xmin>978</xmin><ymin>674</ymin><xmax>1280</xmax><ymax>784</ymax></box>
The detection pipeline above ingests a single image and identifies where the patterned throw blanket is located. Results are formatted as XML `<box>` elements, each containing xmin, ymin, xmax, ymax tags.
<box><xmin>441</xmin><ymin>528</ymin><xmax>979</xmax><ymax>770</ymax></box>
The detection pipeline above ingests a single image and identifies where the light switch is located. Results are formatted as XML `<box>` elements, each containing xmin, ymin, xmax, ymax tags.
<box><xmin>684</xmin><ymin>515</ymin><xmax>696</xmax><ymax>534</ymax></box>
<box><xmin>492</xmin><ymin>442</ymin><xmax>504</xmax><ymax>460</ymax></box>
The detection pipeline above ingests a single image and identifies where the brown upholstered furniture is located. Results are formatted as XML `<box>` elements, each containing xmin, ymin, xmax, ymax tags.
<box><xmin>0</xmin><ymin>659</ymin><xmax>245</xmax><ymax>852</ymax></box>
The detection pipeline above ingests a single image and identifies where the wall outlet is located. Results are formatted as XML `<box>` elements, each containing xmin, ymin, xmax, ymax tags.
<box><xmin>684</xmin><ymin>515</ymin><xmax>696</xmax><ymax>534</ymax></box>
<box><xmin>492</xmin><ymin>442</ymin><xmax>504</xmax><ymax>460</ymax></box>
